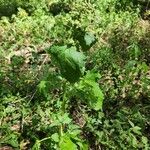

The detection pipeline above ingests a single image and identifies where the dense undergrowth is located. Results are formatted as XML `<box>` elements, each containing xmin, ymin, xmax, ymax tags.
<box><xmin>0</xmin><ymin>0</ymin><xmax>150</xmax><ymax>149</ymax></box>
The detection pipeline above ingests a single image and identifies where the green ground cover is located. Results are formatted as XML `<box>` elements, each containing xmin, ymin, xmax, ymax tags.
<box><xmin>0</xmin><ymin>0</ymin><xmax>150</xmax><ymax>149</ymax></box>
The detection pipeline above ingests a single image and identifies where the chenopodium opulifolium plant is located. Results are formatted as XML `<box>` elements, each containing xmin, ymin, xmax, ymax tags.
<box><xmin>46</xmin><ymin>45</ymin><xmax>86</xmax><ymax>83</ymax></box>
<box><xmin>46</xmin><ymin>45</ymin><xmax>104</xmax><ymax>110</ymax></box>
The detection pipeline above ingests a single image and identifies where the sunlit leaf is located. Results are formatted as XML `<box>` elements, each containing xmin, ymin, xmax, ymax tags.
<box><xmin>78</xmin><ymin>71</ymin><xmax>104</xmax><ymax>110</ymax></box>
<box><xmin>84</xmin><ymin>32</ymin><xmax>96</xmax><ymax>46</ymax></box>
<box><xmin>59</xmin><ymin>134</ymin><xmax>77</xmax><ymax>150</ymax></box>
<box><xmin>51</xmin><ymin>133</ymin><xmax>59</xmax><ymax>143</ymax></box>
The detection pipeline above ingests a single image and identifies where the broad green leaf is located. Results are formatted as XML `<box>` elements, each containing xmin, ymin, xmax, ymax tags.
<box><xmin>46</xmin><ymin>46</ymin><xmax>86</xmax><ymax>83</ymax></box>
<box><xmin>59</xmin><ymin>135</ymin><xmax>77</xmax><ymax>150</ymax></box>
<box><xmin>2</xmin><ymin>134</ymin><xmax>19</xmax><ymax>148</ymax></box>
<box><xmin>78</xmin><ymin>71</ymin><xmax>104</xmax><ymax>110</ymax></box>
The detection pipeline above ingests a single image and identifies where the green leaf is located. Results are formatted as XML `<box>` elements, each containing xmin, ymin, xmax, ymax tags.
<box><xmin>84</xmin><ymin>32</ymin><xmax>96</xmax><ymax>46</ymax></box>
<box><xmin>128</xmin><ymin>120</ymin><xmax>134</xmax><ymax>127</ymax></box>
<box><xmin>141</xmin><ymin>136</ymin><xmax>148</xmax><ymax>145</ymax></box>
<box><xmin>78</xmin><ymin>71</ymin><xmax>104</xmax><ymax>110</ymax></box>
<box><xmin>32</xmin><ymin>140</ymin><xmax>41</xmax><ymax>150</ymax></box>
<box><xmin>51</xmin><ymin>133</ymin><xmax>59</xmax><ymax>143</ymax></box>
<box><xmin>73</xmin><ymin>29</ymin><xmax>97</xmax><ymax>51</ymax></box>
<box><xmin>132</xmin><ymin>126</ymin><xmax>141</xmax><ymax>135</ymax></box>
<box><xmin>82</xmin><ymin>143</ymin><xmax>89</xmax><ymax>150</ymax></box>
<box><xmin>58</xmin><ymin>113</ymin><xmax>72</xmax><ymax>124</ymax></box>
<box><xmin>46</xmin><ymin>46</ymin><xmax>86</xmax><ymax>83</ymax></box>
<box><xmin>131</xmin><ymin>134</ymin><xmax>138</xmax><ymax>148</ymax></box>
<box><xmin>38</xmin><ymin>80</ymin><xmax>47</xmax><ymax>93</ymax></box>
<box><xmin>2</xmin><ymin>134</ymin><xmax>19</xmax><ymax>148</ymax></box>
<box><xmin>59</xmin><ymin>134</ymin><xmax>77</xmax><ymax>150</ymax></box>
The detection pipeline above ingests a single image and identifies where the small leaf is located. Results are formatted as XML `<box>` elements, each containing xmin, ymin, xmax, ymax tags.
<box><xmin>142</xmin><ymin>136</ymin><xmax>148</xmax><ymax>145</ymax></box>
<box><xmin>84</xmin><ymin>32</ymin><xmax>96</xmax><ymax>46</ymax></box>
<box><xmin>58</xmin><ymin>113</ymin><xmax>72</xmax><ymax>124</ymax></box>
<box><xmin>141</xmin><ymin>62</ymin><xmax>148</xmax><ymax>72</ymax></box>
<box><xmin>32</xmin><ymin>140</ymin><xmax>41</xmax><ymax>150</ymax></box>
<box><xmin>128</xmin><ymin>120</ymin><xmax>134</xmax><ymax>127</ymax></box>
<box><xmin>132</xmin><ymin>126</ymin><xmax>141</xmax><ymax>135</ymax></box>
<box><xmin>38</xmin><ymin>80</ymin><xmax>47</xmax><ymax>93</ymax></box>
<box><xmin>51</xmin><ymin>133</ymin><xmax>59</xmax><ymax>143</ymax></box>
<box><xmin>73</xmin><ymin>29</ymin><xmax>97</xmax><ymax>50</ymax></box>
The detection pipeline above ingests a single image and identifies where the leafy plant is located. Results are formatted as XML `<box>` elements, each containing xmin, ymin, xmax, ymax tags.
<box><xmin>33</xmin><ymin>45</ymin><xmax>104</xmax><ymax>149</ymax></box>
<box><xmin>0</xmin><ymin>0</ymin><xmax>150</xmax><ymax>149</ymax></box>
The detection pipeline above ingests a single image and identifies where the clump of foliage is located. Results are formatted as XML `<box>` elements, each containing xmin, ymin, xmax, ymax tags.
<box><xmin>0</xmin><ymin>0</ymin><xmax>150</xmax><ymax>149</ymax></box>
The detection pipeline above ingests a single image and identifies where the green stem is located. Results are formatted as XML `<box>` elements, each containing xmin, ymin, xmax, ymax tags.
<box><xmin>39</xmin><ymin>136</ymin><xmax>52</xmax><ymax>142</ymax></box>
<box><xmin>62</xmin><ymin>82</ymin><xmax>67</xmax><ymax>114</ymax></box>
<box><xmin>59</xmin><ymin>81</ymin><xmax>67</xmax><ymax>136</ymax></box>
<box><xmin>60</xmin><ymin>125</ymin><xmax>63</xmax><ymax>136</ymax></box>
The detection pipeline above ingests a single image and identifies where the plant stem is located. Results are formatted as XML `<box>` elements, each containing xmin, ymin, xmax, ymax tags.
<box><xmin>62</xmin><ymin>81</ymin><xmax>67</xmax><ymax>114</ymax></box>
<box><xmin>59</xmin><ymin>81</ymin><xmax>67</xmax><ymax>136</ymax></box>
<box><xmin>40</xmin><ymin>136</ymin><xmax>52</xmax><ymax>142</ymax></box>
